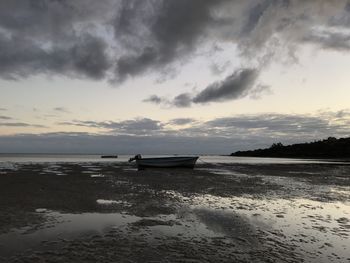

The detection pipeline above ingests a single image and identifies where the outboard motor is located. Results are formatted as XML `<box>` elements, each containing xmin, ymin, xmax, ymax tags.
<box><xmin>128</xmin><ymin>154</ymin><xmax>142</xmax><ymax>162</ymax></box>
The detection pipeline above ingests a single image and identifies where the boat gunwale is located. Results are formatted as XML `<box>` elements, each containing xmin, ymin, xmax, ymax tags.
<box><xmin>136</xmin><ymin>156</ymin><xmax>199</xmax><ymax>162</ymax></box>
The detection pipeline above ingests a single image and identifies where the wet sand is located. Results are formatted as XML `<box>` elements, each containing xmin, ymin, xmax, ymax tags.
<box><xmin>0</xmin><ymin>161</ymin><xmax>349</xmax><ymax>262</ymax></box>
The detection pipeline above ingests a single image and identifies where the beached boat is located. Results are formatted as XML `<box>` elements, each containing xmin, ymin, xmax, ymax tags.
<box><xmin>128</xmin><ymin>154</ymin><xmax>199</xmax><ymax>169</ymax></box>
<box><xmin>101</xmin><ymin>155</ymin><xmax>118</xmax><ymax>158</ymax></box>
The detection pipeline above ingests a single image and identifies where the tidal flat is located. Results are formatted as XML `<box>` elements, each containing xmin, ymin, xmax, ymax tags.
<box><xmin>0</xmin><ymin>159</ymin><xmax>349</xmax><ymax>262</ymax></box>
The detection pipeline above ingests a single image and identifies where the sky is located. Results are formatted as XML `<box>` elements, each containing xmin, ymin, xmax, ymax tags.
<box><xmin>0</xmin><ymin>0</ymin><xmax>350</xmax><ymax>154</ymax></box>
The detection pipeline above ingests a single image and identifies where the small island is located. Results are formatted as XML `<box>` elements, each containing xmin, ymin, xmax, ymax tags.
<box><xmin>231</xmin><ymin>137</ymin><xmax>350</xmax><ymax>159</ymax></box>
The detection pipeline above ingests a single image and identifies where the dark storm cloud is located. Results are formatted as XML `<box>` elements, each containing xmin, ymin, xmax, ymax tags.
<box><xmin>0</xmin><ymin>0</ymin><xmax>115</xmax><ymax>80</ymax></box>
<box><xmin>0</xmin><ymin>33</ymin><xmax>111</xmax><ymax>80</ymax></box>
<box><xmin>241</xmin><ymin>0</ymin><xmax>273</xmax><ymax>36</ymax></box>
<box><xmin>114</xmin><ymin>0</ymin><xmax>230</xmax><ymax>80</ymax></box>
<box><xmin>0</xmin><ymin>0</ymin><xmax>350</xmax><ymax>95</ymax></box>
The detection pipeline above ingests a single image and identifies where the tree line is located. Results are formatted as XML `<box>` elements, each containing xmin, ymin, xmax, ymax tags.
<box><xmin>231</xmin><ymin>137</ymin><xmax>350</xmax><ymax>158</ymax></box>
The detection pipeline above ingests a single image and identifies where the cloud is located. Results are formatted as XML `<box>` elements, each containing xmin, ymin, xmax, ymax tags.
<box><xmin>144</xmin><ymin>68</ymin><xmax>263</xmax><ymax>107</ymax></box>
<box><xmin>2</xmin><ymin>110</ymin><xmax>350</xmax><ymax>154</ymax></box>
<box><xmin>114</xmin><ymin>0</ymin><xmax>231</xmax><ymax>81</ymax></box>
<box><xmin>0</xmin><ymin>108</ymin><xmax>6</xmax><ymax>111</ymax></box>
<box><xmin>168</xmin><ymin>118</ymin><xmax>196</xmax><ymax>126</ymax></box>
<box><xmin>0</xmin><ymin>115</ymin><xmax>12</xmax><ymax>120</ymax></box>
<box><xmin>193</xmin><ymin>68</ymin><xmax>259</xmax><ymax>103</ymax></box>
<box><xmin>0</xmin><ymin>32</ymin><xmax>111</xmax><ymax>80</ymax></box>
<box><xmin>201</xmin><ymin>112</ymin><xmax>350</xmax><ymax>140</ymax></box>
<box><xmin>210</xmin><ymin>61</ymin><xmax>231</xmax><ymax>75</ymax></box>
<box><xmin>173</xmin><ymin>93</ymin><xmax>193</xmax><ymax>108</ymax></box>
<box><xmin>248</xmin><ymin>84</ymin><xmax>272</xmax><ymax>99</ymax></box>
<box><xmin>304</xmin><ymin>30</ymin><xmax>350</xmax><ymax>51</ymax></box>
<box><xmin>0</xmin><ymin>0</ymin><xmax>349</xmax><ymax>92</ymax></box>
<box><xmin>142</xmin><ymin>95</ymin><xmax>163</xmax><ymax>105</ymax></box>
<box><xmin>0</xmin><ymin>122</ymin><xmax>45</xmax><ymax>128</ymax></box>
<box><xmin>53</xmin><ymin>107</ymin><xmax>69</xmax><ymax>113</ymax></box>
<box><xmin>58</xmin><ymin>118</ymin><xmax>164</xmax><ymax>135</ymax></box>
<box><xmin>0</xmin><ymin>0</ymin><xmax>114</xmax><ymax>80</ymax></box>
<box><xmin>2</xmin><ymin>110</ymin><xmax>350</xmax><ymax>153</ymax></box>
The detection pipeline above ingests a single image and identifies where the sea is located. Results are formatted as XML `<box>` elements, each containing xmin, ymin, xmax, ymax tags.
<box><xmin>0</xmin><ymin>153</ymin><xmax>346</xmax><ymax>165</ymax></box>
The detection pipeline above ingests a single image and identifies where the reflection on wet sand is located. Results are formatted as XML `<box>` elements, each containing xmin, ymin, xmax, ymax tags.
<box><xmin>0</xmin><ymin>160</ymin><xmax>349</xmax><ymax>262</ymax></box>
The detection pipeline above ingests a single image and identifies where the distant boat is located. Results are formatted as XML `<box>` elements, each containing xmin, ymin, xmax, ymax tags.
<box><xmin>128</xmin><ymin>154</ymin><xmax>199</xmax><ymax>169</ymax></box>
<box><xmin>100</xmin><ymin>155</ymin><xmax>118</xmax><ymax>159</ymax></box>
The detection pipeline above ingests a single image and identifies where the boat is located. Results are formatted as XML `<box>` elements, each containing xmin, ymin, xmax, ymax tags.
<box><xmin>128</xmin><ymin>154</ymin><xmax>199</xmax><ymax>169</ymax></box>
<box><xmin>101</xmin><ymin>155</ymin><xmax>118</xmax><ymax>158</ymax></box>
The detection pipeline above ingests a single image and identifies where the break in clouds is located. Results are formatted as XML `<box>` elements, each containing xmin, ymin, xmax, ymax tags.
<box><xmin>1</xmin><ymin>0</ymin><xmax>350</xmax><ymax>104</ymax></box>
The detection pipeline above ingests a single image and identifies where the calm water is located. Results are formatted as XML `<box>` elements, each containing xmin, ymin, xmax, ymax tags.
<box><xmin>0</xmin><ymin>153</ymin><xmax>346</xmax><ymax>165</ymax></box>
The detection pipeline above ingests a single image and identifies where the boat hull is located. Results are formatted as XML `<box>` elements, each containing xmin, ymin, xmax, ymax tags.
<box><xmin>135</xmin><ymin>156</ymin><xmax>199</xmax><ymax>169</ymax></box>
<box><xmin>101</xmin><ymin>155</ymin><xmax>118</xmax><ymax>158</ymax></box>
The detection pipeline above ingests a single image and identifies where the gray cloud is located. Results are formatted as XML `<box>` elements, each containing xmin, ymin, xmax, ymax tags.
<box><xmin>114</xmin><ymin>0</ymin><xmax>230</xmax><ymax>81</ymax></box>
<box><xmin>145</xmin><ymin>68</ymin><xmax>263</xmax><ymax>107</ymax></box>
<box><xmin>304</xmin><ymin>30</ymin><xmax>350</xmax><ymax>51</ymax></box>
<box><xmin>2</xmin><ymin>110</ymin><xmax>350</xmax><ymax>154</ymax></box>
<box><xmin>173</xmin><ymin>93</ymin><xmax>193</xmax><ymax>108</ymax></box>
<box><xmin>168</xmin><ymin>118</ymin><xmax>196</xmax><ymax>126</ymax></box>
<box><xmin>0</xmin><ymin>122</ymin><xmax>45</xmax><ymax>128</ymax></box>
<box><xmin>57</xmin><ymin>109</ymin><xmax>350</xmax><ymax>143</ymax></box>
<box><xmin>249</xmin><ymin>84</ymin><xmax>272</xmax><ymax>99</ymax></box>
<box><xmin>193</xmin><ymin>68</ymin><xmax>259</xmax><ymax>103</ymax></box>
<box><xmin>0</xmin><ymin>108</ymin><xmax>6</xmax><ymax>111</ymax></box>
<box><xmin>142</xmin><ymin>95</ymin><xmax>163</xmax><ymax>105</ymax></box>
<box><xmin>0</xmin><ymin>115</ymin><xmax>12</xmax><ymax>120</ymax></box>
<box><xmin>0</xmin><ymin>32</ymin><xmax>111</xmax><ymax>80</ymax></box>
<box><xmin>53</xmin><ymin>107</ymin><xmax>69</xmax><ymax>113</ymax></box>
<box><xmin>210</xmin><ymin>61</ymin><xmax>231</xmax><ymax>75</ymax></box>
<box><xmin>59</xmin><ymin>118</ymin><xmax>164</xmax><ymax>135</ymax></box>
<box><xmin>0</xmin><ymin>0</ymin><xmax>114</xmax><ymax>80</ymax></box>
<box><xmin>199</xmin><ymin>112</ymin><xmax>350</xmax><ymax>141</ymax></box>
<box><xmin>0</xmin><ymin>0</ymin><xmax>349</xmax><ymax>89</ymax></box>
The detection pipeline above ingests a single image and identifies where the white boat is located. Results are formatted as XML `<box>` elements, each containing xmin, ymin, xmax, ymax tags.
<box><xmin>129</xmin><ymin>155</ymin><xmax>199</xmax><ymax>170</ymax></box>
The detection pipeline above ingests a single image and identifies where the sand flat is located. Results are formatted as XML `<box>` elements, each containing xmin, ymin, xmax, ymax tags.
<box><xmin>0</xmin><ymin>160</ymin><xmax>349</xmax><ymax>262</ymax></box>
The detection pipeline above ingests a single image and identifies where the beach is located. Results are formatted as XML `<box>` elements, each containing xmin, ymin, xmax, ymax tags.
<box><xmin>0</xmin><ymin>156</ymin><xmax>349</xmax><ymax>262</ymax></box>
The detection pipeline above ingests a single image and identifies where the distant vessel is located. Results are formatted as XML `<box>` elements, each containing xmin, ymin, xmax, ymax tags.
<box><xmin>128</xmin><ymin>154</ymin><xmax>199</xmax><ymax>169</ymax></box>
<box><xmin>100</xmin><ymin>155</ymin><xmax>118</xmax><ymax>159</ymax></box>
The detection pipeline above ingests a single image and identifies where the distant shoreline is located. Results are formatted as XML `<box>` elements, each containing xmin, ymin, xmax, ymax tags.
<box><xmin>230</xmin><ymin>137</ymin><xmax>350</xmax><ymax>160</ymax></box>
